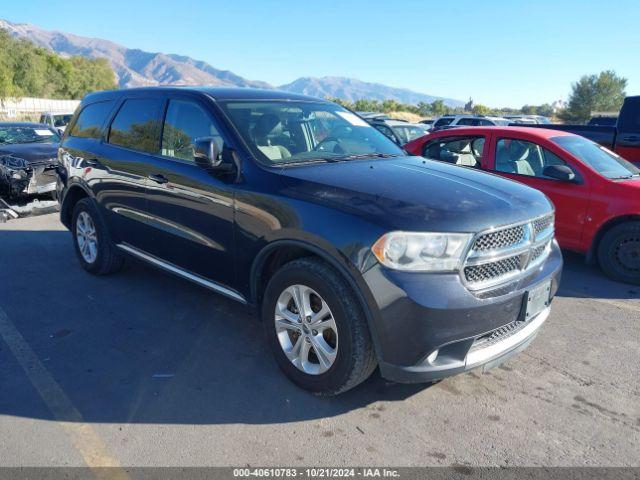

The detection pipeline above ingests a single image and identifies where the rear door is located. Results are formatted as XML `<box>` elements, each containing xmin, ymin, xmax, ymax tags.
<box><xmin>141</xmin><ymin>94</ymin><xmax>236</xmax><ymax>288</ymax></box>
<box><xmin>487</xmin><ymin>134</ymin><xmax>590</xmax><ymax>250</ymax></box>
<box><xmin>97</xmin><ymin>95</ymin><xmax>165</xmax><ymax>251</ymax></box>
<box><xmin>615</xmin><ymin>97</ymin><xmax>640</xmax><ymax>165</ymax></box>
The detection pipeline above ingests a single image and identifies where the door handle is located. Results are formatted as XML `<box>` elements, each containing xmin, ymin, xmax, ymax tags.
<box><xmin>147</xmin><ymin>173</ymin><xmax>169</xmax><ymax>184</ymax></box>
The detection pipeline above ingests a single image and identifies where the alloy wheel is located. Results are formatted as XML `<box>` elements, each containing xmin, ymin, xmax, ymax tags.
<box><xmin>274</xmin><ymin>284</ymin><xmax>338</xmax><ymax>375</ymax></box>
<box><xmin>76</xmin><ymin>211</ymin><xmax>98</xmax><ymax>264</ymax></box>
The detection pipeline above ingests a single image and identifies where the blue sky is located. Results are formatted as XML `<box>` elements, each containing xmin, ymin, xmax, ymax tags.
<box><xmin>4</xmin><ymin>0</ymin><xmax>639</xmax><ymax>107</ymax></box>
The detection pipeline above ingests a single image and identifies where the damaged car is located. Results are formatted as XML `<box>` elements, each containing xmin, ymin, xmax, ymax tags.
<box><xmin>0</xmin><ymin>123</ymin><xmax>60</xmax><ymax>199</ymax></box>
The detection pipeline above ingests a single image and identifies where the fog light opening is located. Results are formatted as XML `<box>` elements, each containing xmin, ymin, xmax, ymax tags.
<box><xmin>426</xmin><ymin>349</ymin><xmax>439</xmax><ymax>364</ymax></box>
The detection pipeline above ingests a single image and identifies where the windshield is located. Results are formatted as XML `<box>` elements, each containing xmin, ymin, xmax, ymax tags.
<box><xmin>218</xmin><ymin>100</ymin><xmax>405</xmax><ymax>165</ymax></box>
<box><xmin>552</xmin><ymin>135</ymin><xmax>639</xmax><ymax>179</ymax></box>
<box><xmin>0</xmin><ymin>126</ymin><xmax>60</xmax><ymax>145</ymax></box>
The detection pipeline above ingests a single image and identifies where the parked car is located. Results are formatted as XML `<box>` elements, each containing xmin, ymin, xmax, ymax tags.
<box><xmin>405</xmin><ymin>126</ymin><xmax>640</xmax><ymax>284</ymax></box>
<box><xmin>432</xmin><ymin>115</ymin><xmax>511</xmax><ymax>131</ymax></box>
<box><xmin>39</xmin><ymin>112</ymin><xmax>75</xmax><ymax>133</ymax></box>
<box><xmin>504</xmin><ymin>115</ymin><xmax>552</xmax><ymax>125</ymax></box>
<box><xmin>523</xmin><ymin>96</ymin><xmax>640</xmax><ymax>166</ymax></box>
<box><xmin>0</xmin><ymin>122</ymin><xmax>60</xmax><ymax>198</ymax></box>
<box><xmin>57</xmin><ymin>87</ymin><xmax>561</xmax><ymax>394</ymax></box>
<box><xmin>368</xmin><ymin>118</ymin><xmax>429</xmax><ymax>144</ymax></box>
<box><xmin>419</xmin><ymin>119</ymin><xmax>435</xmax><ymax>127</ymax></box>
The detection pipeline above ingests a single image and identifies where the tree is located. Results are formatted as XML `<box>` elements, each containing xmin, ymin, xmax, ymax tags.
<box><xmin>472</xmin><ymin>104</ymin><xmax>491</xmax><ymax>116</ymax></box>
<box><xmin>561</xmin><ymin>70</ymin><xmax>627</xmax><ymax>123</ymax></box>
<box><xmin>464</xmin><ymin>97</ymin><xmax>474</xmax><ymax>112</ymax></box>
<box><xmin>430</xmin><ymin>100</ymin><xmax>447</xmax><ymax>117</ymax></box>
<box><xmin>0</xmin><ymin>28</ymin><xmax>117</xmax><ymax>100</ymax></box>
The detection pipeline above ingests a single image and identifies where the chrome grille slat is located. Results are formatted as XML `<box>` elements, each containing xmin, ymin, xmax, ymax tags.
<box><xmin>473</xmin><ymin>225</ymin><xmax>525</xmax><ymax>251</ymax></box>
<box><xmin>462</xmin><ymin>214</ymin><xmax>554</xmax><ymax>290</ymax></box>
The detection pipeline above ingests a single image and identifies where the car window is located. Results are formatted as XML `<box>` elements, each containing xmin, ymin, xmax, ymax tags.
<box><xmin>373</xmin><ymin>124</ymin><xmax>397</xmax><ymax>143</ymax></box>
<box><xmin>218</xmin><ymin>100</ymin><xmax>404</xmax><ymax>165</ymax></box>
<box><xmin>69</xmin><ymin>101</ymin><xmax>114</xmax><ymax>139</ymax></box>
<box><xmin>393</xmin><ymin>125</ymin><xmax>427</xmax><ymax>143</ymax></box>
<box><xmin>551</xmin><ymin>135</ymin><xmax>639</xmax><ymax>179</ymax></box>
<box><xmin>457</xmin><ymin>118</ymin><xmax>479</xmax><ymax>126</ymax></box>
<box><xmin>422</xmin><ymin>136</ymin><xmax>484</xmax><ymax>168</ymax></box>
<box><xmin>495</xmin><ymin>138</ymin><xmax>568</xmax><ymax>178</ymax></box>
<box><xmin>108</xmin><ymin>98</ymin><xmax>163</xmax><ymax>153</ymax></box>
<box><xmin>433</xmin><ymin>117</ymin><xmax>454</xmax><ymax>127</ymax></box>
<box><xmin>161</xmin><ymin>99</ymin><xmax>225</xmax><ymax>162</ymax></box>
<box><xmin>617</xmin><ymin>97</ymin><xmax>640</xmax><ymax>134</ymax></box>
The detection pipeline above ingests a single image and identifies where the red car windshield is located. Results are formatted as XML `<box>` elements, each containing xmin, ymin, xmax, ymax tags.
<box><xmin>552</xmin><ymin>136</ymin><xmax>640</xmax><ymax>180</ymax></box>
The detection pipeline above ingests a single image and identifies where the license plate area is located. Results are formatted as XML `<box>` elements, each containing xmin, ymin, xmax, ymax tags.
<box><xmin>525</xmin><ymin>280</ymin><xmax>551</xmax><ymax>320</ymax></box>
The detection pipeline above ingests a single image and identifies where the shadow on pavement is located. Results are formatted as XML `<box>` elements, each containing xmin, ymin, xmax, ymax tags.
<box><xmin>0</xmin><ymin>229</ymin><xmax>427</xmax><ymax>426</ymax></box>
<box><xmin>555</xmin><ymin>250</ymin><xmax>639</xmax><ymax>301</ymax></box>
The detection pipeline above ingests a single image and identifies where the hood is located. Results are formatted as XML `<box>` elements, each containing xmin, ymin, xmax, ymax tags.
<box><xmin>0</xmin><ymin>142</ymin><xmax>59</xmax><ymax>164</ymax></box>
<box><xmin>279</xmin><ymin>156</ymin><xmax>553</xmax><ymax>232</ymax></box>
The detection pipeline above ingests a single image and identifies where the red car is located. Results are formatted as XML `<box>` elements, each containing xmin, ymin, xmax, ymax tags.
<box><xmin>405</xmin><ymin>127</ymin><xmax>640</xmax><ymax>284</ymax></box>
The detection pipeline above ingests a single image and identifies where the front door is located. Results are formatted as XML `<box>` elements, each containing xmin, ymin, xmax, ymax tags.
<box><xmin>488</xmin><ymin>136</ymin><xmax>591</xmax><ymax>250</ymax></box>
<box><xmin>142</xmin><ymin>97</ymin><xmax>236</xmax><ymax>289</ymax></box>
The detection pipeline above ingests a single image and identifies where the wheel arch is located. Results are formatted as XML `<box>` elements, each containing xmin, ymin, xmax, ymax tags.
<box><xmin>250</xmin><ymin>239</ymin><xmax>384</xmax><ymax>361</ymax></box>
<box><xmin>60</xmin><ymin>182</ymin><xmax>94</xmax><ymax>229</ymax></box>
<box><xmin>586</xmin><ymin>214</ymin><xmax>640</xmax><ymax>264</ymax></box>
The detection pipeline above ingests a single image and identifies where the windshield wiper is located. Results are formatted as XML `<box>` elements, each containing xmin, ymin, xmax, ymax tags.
<box><xmin>332</xmin><ymin>153</ymin><xmax>403</xmax><ymax>160</ymax></box>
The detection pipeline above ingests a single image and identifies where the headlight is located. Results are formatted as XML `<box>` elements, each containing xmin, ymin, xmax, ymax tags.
<box><xmin>371</xmin><ymin>231</ymin><xmax>473</xmax><ymax>272</ymax></box>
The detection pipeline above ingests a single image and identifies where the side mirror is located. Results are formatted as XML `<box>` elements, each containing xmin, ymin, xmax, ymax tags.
<box><xmin>193</xmin><ymin>137</ymin><xmax>233</xmax><ymax>173</ymax></box>
<box><xmin>543</xmin><ymin>164</ymin><xmax>576</xmax><ymax>182</ymax></box>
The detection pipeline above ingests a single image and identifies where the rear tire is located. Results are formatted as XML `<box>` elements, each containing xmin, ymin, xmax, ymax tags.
<box><xmin>597</xmin><ymin>221</ymin><xmax>640</xmax><ymax>285</ymax></box>
<box><xmin>71</xmin><ymin>198</ymin><xmax>124</xmax><ymax>275</ymax></box>
<box><xmin>262</xmin><ymin>258</ymin><xmax>377</xmax><ymax>396</ymax></box>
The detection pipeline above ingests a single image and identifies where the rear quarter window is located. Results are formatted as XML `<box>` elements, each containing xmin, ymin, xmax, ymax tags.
<box><xmin>68</xmin><ymin>101</ymin><xmax>115</xmax><ymax>139</ymax></box>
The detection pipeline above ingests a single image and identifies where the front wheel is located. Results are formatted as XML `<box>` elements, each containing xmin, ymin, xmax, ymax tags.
<box><xmin>597</xmin><ymin>221</ymin><xmax>640</xmax><ymax>285</ymax></box>
<box><xmin>262</xmin><ymin>258</ymin><xmax>377</xmax><ymax>396</ymax></box>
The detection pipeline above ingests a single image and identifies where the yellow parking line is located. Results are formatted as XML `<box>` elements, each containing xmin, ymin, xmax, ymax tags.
<box><xmin>0</xmin><ymin>307</ymin><xmax>129</xmax><ymax>480</ymax></box>
<box><xmin>562</xmin><ymin>291</ymin><xmax>640</xmax><ymax>314</ymax></box>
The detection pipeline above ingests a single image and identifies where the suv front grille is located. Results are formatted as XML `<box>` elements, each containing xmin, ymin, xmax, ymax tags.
<box><xmin>473</xmin><ymin>225</ymin><xmax>525</xmax><ymax>252</ymax></box>
<box><xmin>464</xmin><ymin>256</ymin><xmax>521</xmax><ymax>284</ymax></box>
<box><xmin>462</xmin><ymin>214</ymin><xmax>554</xmax><ymax>290</ymax></box>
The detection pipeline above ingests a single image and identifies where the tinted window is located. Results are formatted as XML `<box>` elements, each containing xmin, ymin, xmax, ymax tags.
<box><xmin>495</xmin><ymin>138</ymin><xmax>569</xmax><ymax>178</ymax></box>
<box><xmin>422</xmin><ymin>136</ymin><xmax>484</xmax><ymax>168</ymax></box>
<box><xmin>161</xmin><ymin>99</ymin><xmax>225</xmax><ymax>162</ymax></box>
<box><xmin>434</xmin><ymin>117</ymin><xmax>454</xmax><ymax>127</ymax></box>
<box><xmin>69</xmin><ymin>101</ymin><xmax>114</xmax><ymax>139</ymax></box>
<box><xmin>457</xmin><ymin>118</ymin><xmax>479</xmax><ymax>126</ymax></box>
<box><xmin>617</xmin><ymin>97</ymin><xmax>640</xmax><ymax>134</ymax></box>
<box><xmin>108</xmin><ymin>98</ymin><xmax>163</xmax><ymax>153</ymax></box>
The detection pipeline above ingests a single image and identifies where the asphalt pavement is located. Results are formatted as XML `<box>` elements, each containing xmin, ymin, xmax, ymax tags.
<box><xmin>0</xmin><ymin>213</ymin><xmax>638</xmax><ymax>467</ymax></box>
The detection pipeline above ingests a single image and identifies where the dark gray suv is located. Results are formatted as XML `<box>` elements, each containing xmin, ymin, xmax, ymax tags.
<box><xmin>57</xmin><ymin>87</ymin><xmax>562</xmax><ymax>395</ymax></box>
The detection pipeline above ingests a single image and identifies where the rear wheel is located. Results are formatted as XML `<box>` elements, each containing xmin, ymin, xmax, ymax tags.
<box><xmin>262</xmin><ymin>258</ymin><xmax>377</xmax><ymax>395</ymax></box>
<box><xmin>71</xmin><ymin>198</ymin><xmax>124</xmax><ymax>275</ymax></box>
<box><xmin>597</xmin><ymin>221</ymin><xmax>640</xmax><ymax>285</ymax></box>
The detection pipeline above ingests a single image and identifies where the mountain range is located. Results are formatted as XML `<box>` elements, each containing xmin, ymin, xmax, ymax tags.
<box><xmin>0</xmin><ymin>19</ymin><xmax>463</xmax><ymax>107</ymax></box>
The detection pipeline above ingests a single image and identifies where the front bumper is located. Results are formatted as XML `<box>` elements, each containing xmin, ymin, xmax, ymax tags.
<box><xmin>0</xmin><ymin>156</ymin><xmax>58</xmax><ymax>197</ymax></box>
<box><xmin>362</xmin><ymin>241</ymin><xmax>562</xmax><ymax>383</ymax></box>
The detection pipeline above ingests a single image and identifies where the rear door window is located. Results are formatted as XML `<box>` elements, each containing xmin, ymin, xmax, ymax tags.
<box><xmin>423</xmin><ymin>136</ymin><xmax>485</xmax><ymax>168</ymax></box>
<box><xmin>108</xmin><ymin>98</ymin><xmax>163</xmax><ymax>153</ymax></box>
<box><xmin>69</xmin><ymin>101</ymin><xmax>115</xmax><ymax>139</ymax></box>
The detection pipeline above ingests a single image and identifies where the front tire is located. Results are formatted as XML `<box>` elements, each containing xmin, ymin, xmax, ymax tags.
<box><xmin>597</xmin><ymin>221</ymin><xmax>640</xmax><ymax>285</ymax></box>
<box><xmin>71</xmin><ymin>198</ymin><xmax>124</xmax><ymax>275</ymax></box>
<box><xmin>262</xmin><ymin>258</ymin><xmax>377</xmax><ymax>396</ymax></box>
